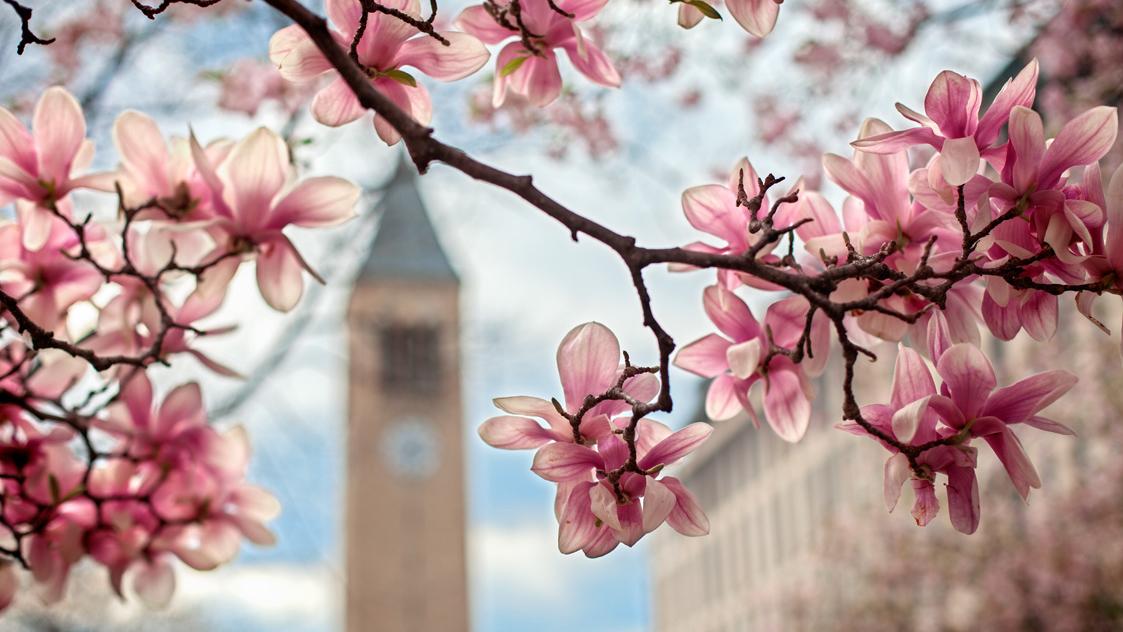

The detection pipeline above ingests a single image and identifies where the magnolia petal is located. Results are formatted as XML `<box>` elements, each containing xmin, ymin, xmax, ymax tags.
<box><xmin>180</xmin><ymin>257</ymin><xmax>239</xmax><ymax>323</ymax></box>
<box><xmin>977</xmin><ymin>58</ymin><xmax>1038</xmax><ymax>147</ymax></box>
<box><xmin>702</xmin><ymin>284</ymin><xmax>760</xmax><ymax>342</ymax></box>
<box><xmin>673</xmin><ymin>334</ymin><xmax>732</xmax><ymax>378</ymax></box>
<box><xmin>910</xmin><ymin>479</ymin><xmax>940</xmax><ymax>527</ymax></box>
<box><xmin>496</xmin><ymin>397</ymin><xmax>570</xmax><ymax>439</ymax></box>
<box><xmin>1020</xmin><ymin>290</ymin><xmax>1058</xmax><ymax>342</ymax></box>
<box><xmin>638</xmin><ymin>423</ymin><xmax>712</xmax><ymax>470</ymax></box>
<box><xmin>268</xmin><ymin>25</ymin><xmax>333</xmax><ymax>81</ymax></box>
<box><xmin>726</xmin><ymin>0</ymin><xmax>780</xmax><ymax>38</ymax></box>
<box><xmin>984</xmin><ymin>426</ymin><xmax>1041</xmax><ymax>500</ymax></box>
<box><xmin>512</xmin><ymin>51</ymin><xmax>563</xmax><ymax>108</ymax></box>
<box><xmin>0</xmin><ymin>106</ymin><xmax>34</xmax><ymax>173</ymax></box>
<box><xmin>725</xmin><ymin>338</ymin><xmax>762</xmax><ymax>380</ymax></box>
<box><xmin>33</xmin><ymin>87</ymin><xmax>85</xmax><ymax>184</ymax></box>
<box><xmin>662</xmin><ymin>476</ymin><xmax>709</xmax><ymax>536</ymax></box>
<box><xmin>851</xmin><ymin>127</ymin><xmax>942</xmax><ymax>154</ymax></box>
<box><xmin>113</xmin><ymin>110</ymin><xmax>170</xmax><ymax>198</ymax></box>
<box><xmin>557</xmin><ymin>322</ymin><xmax>621</xmax><ymax>412</ymax></box>
<box><xmin>531</xmin><ymin>442</ymin><xmax>602</xmax><ymax>482</ymax></box>
<box><xmin>255</xmin><ymin>236</ymin><xmax>305</xmax><ymax>312</ymax></box>
<box><xmin>1039</xmin><ymin>106</ymin><xmax>1118</xmax><ymax>187</ymax></box>
<box><xmin>1023</xmin><ymin>415</ymin><xmax>1076</xmax><ymax>436</ymax></box>
<box><xmin>883</xmin><ymin>453</ymin><xmax>910</xmax><ymax>512</ymax></box>
<box><xmin>926</xmin><ymin>394</ymin><xmax>966</xmax><ymax>430</ymax></box>
<box><xmin>224</xmin><ymin>127</ymin><xmax>290</xmax><ymax>230</ymax></box>
<box><xmin>762</xmin><ymin>367</ymin><xmax>810</xmax><ymax>443</ymax></box>
<box><xmin>642</xmin><ymin>480</ymin><xmax>677</xmax><ymax>533</ymax></box>
<box><xmin>681</xmin><ymin>184</ymin><xmax>745</xmax><ymax>248</ymax></box>
<box><xmin>923</xmin><ymin>70</ymin><xmax>980</xmax><ymax>138</ymax></box>
<box><xmin>478</xmin><ymin>415</ymin><xmax>554</xmax><ymax>449</ymax></box>
<box><xmin>327</xmin><ymin>0</ymin><xmax>364</xmax><ymax>34</ymax></box>
<box><xmin>935</xmin><ymin>343</ymin><xmax>996</xmax><ymax>420</ymax></box>
<box><xmin>561</xmin><ymin>39</ymin><xmax>621</xmax><ymax>88</ymax></box>
<box><xmin>311</xmin><ymin>78</ymin><xmax>366</xmax><ymax>128</ymax></box>
<box><xmin>396</xmin><ymin>32</ymin><xmax>490</xmax><ymax>81</ymax></box>
<box><xmin>939</xmin><ymin>136</ymin><xmax>981</xmax><ymax>187</ymax></box>
<box><xmin>981</xmin><ymin>291</ymin><xmax>1021</xmax><ymax>341</ymax></box>
<box><xmin>557</xmin><ymin>482</ymin><xmax>597</xmax><ymax>554</ymax></box>
<box><xmin>455</xmin><ymin>5</ymin><xmax>513</xmax><ymax>45</ymax></box>
<box><xmin>891</xmin><ymin>396</ymin><xmax>931</xmax><ymax>445</ymax></box>
<box><xmin>926</xmin><ymin>311</ymin><xmax>953</xmax><ymax>361</ymax></box>
<box><xmin>133</xmin><ymin>558</ymin><xmax>175</xmax><ymax>609</ymax></box>
<box><xmin>0</xmin><ymin>562</ymin><xmax>16</xmax><ymax>611</ymax></box>
<box><xmin>890</xmin><ymin>344</ymin><xmax>936</xmax><ymax>409</ymax></box>
<box><xmin>705</xmin><ymin>374</ymin><xmax>743</xmax><ymax>421</ymax></box>
<box><xmin>677</xmin><ymin>3</ymin><xmax>704</xmax><ymax>28</ymax></box>
<box><xmin>373</xmin><ymin>76</ymin><xmax>433</xmax><ymax>146</ymax></box>
<box><xmin>270</xmin><ymin>176</ymin><xmax>360</xmax><ymax>229</ymax></box>
<box><xmin>982</xmin><ymin>370</ymin><xmax>1077</xmax><ymax>424</ymax></box>
<box><xmin>945</xmin><ymin>465</ymin><xmax>980</xmax><ymax>534</ymax></box>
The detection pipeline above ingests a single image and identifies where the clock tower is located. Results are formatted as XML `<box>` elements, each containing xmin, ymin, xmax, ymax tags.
<box><xmin>345</xmin><ymin>159</ymin><xmax>468</xmax><ymax>632</ymax></box>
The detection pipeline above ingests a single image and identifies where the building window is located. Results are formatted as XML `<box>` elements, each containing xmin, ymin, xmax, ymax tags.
<box><xmin>380</xmin><ymin>324</ymin><xmax>441</xmax><ymax>392</ymax></box>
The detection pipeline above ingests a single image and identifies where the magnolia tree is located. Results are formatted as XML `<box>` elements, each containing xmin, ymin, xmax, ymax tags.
<box><xmin>0</xmin><ymin>0</ymin><xmax>1121</xmax><ymax>616</ymax></box>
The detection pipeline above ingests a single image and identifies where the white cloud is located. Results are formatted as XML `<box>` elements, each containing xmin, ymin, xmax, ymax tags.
<box><xmin>174</xmin><ymin>563</ymin><xmax>343</xmax><ymax>628</ymax></box>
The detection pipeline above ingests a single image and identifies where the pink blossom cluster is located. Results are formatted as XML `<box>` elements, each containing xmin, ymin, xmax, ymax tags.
<box><xmin>479</xmin><ymin>323</ymin><xmax>711</xmax><ymax>556</ymax></box>
<box><xmin>840</xmin><ymin>317</ymin><xmax>1076</xmax><ymax>534</ymax></box>
<box><xmin>267</xmin><ymin>0</ymin><xmax>779</xmax><ymax>130</ymax></box>
<box><xmin>0</xmin><ymin>363</ymin><xmax>277</xmax><ymax>611</ymax></box>
<box><xmin>0</xmin><ymin>86</ymin><xmax>359</xmax><ymax>609</ymax></box>
<box><xmin>666</xmin><ymin>60</ymin><xmax>1119</xmax><ymax>532</ymax></box>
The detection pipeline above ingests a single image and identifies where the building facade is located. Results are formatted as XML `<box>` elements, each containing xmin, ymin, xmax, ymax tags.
<box><xmin>345</xmin><ymin>160</ymin><xmax>469</xmax><ymax>632</ymax></box>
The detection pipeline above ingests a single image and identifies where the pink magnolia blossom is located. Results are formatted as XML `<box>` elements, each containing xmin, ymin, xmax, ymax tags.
<box><xmin>149</xmin><ymin>430</ymin><xmax>278</xmax><ymax>572</ymax></box>
<box><xmin>110</xmin><ymin>109</ymin><xmax>234</xmax><ymax>218</ymax></box>
<box><xmin>271</xmin><ymin>0</ymin><xmax>489</xmax><ymax>144</ymax></box>
<box><xmin>479</xmin><ymin>322</ymin><xmax>708</xmax><ymax>556</ymax></box>
<box><xmin>674</xmin><ymin>284</ymin><xmax>829</xmax><ymax>442</ymax></box>
<box><xmin>0</xmin><ymin>87</ymin><xmax>112</xmax><ymax>250</ymax></box>
<box><xmin>99</xmin><ymin>374</ymin><xmax>231</xmax><ymax>472</ymax></box>
<box><xmin>989</xmin><ymin>105</ymin><xmax>1117</xmax><ymax>266</ymax></box>
<box><xmin>536</xmin><ymin>418</ymin><xmax>711</xmax><ymax>556</ymax></box>
<box><xmin>674</xmin><ymin>156</ymin><xmax>802</xmax><ymax>290</ymax></box>
<box><xmin>457</xmin><ymin>0</ymin><xmax>620</xmax><ymax>108</ymax></box>
<box><xmin>479</xmin><ymin>321</ymin><xmax>658</xmax><ymax>449</ymax></box>
<box><xmin>188</xmin><ymin>127</ymin><xmax>360</xmax><ymax>312</ymax></box>
<box><xmin>839</xmin><ymin>339</ymin><xmax>982</xmax><ymax>533</ymax></box>
<box><xmin>0</xmin><ymin>216</ymin><xmax>104</xmax><ymax>333</ymax></box>
<box><xmin>926</xmin><ymin>342</ymin><xmax>1076</xmax><ymax>500</ymax></box>
<box><xmin>83</xmin><ymin>278</ymin><xmax>237</xmax><ymax>377</ymax></box>
<box><xmin>852</xmin><ymin>60</ymin><xmax>1039</xmax><ymax>186</ymax></box>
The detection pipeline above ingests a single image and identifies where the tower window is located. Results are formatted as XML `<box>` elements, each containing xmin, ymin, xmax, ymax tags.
<box><xmin>380</xmin><ymin>325</ymin><xmax>441</xmax><ymax>392</ymax></box>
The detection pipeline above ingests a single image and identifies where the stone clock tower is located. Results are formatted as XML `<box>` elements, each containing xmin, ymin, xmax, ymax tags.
<box><xmin>345</xmin><ymin>159</ymin><xmax>468</xmax><ymax>632</ymax></box>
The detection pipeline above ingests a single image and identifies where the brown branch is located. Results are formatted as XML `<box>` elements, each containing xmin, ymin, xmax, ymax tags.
<box><xmin>257</xmin><ymin>0</ymin><xmax>1120</xmax><ymax>481</ymax></box>
<box><xmin>3</xmin><ymin>0</ymin><xmax>54</xmax><ymax>54</ymax></box>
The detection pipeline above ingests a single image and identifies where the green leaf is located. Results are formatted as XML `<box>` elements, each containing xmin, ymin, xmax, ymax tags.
<box><xmin>499</xmin><ymin>56</ymin><xmax>530</xmax><ymax>78</ymax></box>
<box><xmin>48</xmin><ymin>474</ymin><xmax>60</xmax><ymax>504</ymax></box>
<box><xmin>382</xmin><ymin>69</ymin><xmax>418</xmax><ymax>88</ymax></box>
<box><xmin>685</xmin><ymin>0</ymin><xmax>722</xmax><ymax>20</ymax></box>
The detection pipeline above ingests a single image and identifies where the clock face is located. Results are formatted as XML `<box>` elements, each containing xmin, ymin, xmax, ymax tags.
<box><xmin>381</xmin><ymin>417</ymin><xmax>441</xmax><ymax>480</ymax></box>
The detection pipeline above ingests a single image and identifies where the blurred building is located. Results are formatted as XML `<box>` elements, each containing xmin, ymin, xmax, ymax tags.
<box><xmin>649</xmin><ymin>300</ymin><xmax>1121</xmax><ymax>631</ymax></box>
<box><xmin>647</xmin><ymin>352</ymin><xmax>886</xmax><ymax>632</ymax></box>
<box><xmin>345</xmin><ymin>160</ymin><xmax>469</xmax><ymax>632</ymax></box>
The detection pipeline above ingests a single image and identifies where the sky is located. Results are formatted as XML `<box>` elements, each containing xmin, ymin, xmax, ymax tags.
<box><xmin>0</xmin><ymin>1</ymin><xmax>1036</xmax><ymax>630</ymax></box>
